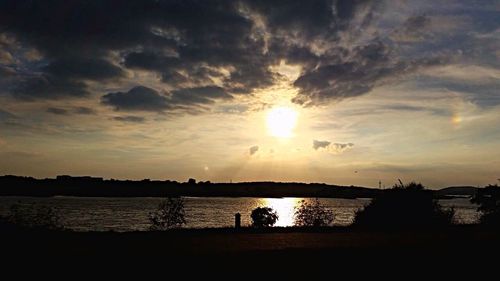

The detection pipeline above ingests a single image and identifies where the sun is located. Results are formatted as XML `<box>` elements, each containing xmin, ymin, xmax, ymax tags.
<box><xmin>266</xmin><ymin>106</ymin><xmax>298</xmax><ymax>138</ymax></box>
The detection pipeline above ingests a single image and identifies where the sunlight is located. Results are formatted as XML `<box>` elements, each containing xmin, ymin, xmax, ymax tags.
<box><xmin>266</xmin><ymin>106</ymin><xmax>298</xmax><ymax>138</ymax></box>
<box><xmin>260</xmin><ymin>198</ymin><xmax>301</xmax><ymax>227</ymax></box>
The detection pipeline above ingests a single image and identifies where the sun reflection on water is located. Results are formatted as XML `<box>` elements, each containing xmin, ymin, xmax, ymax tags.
<box><xmin>258</xmin><ymin>198</ymin><xmax>302</xmax><ymax>227</ymax></box>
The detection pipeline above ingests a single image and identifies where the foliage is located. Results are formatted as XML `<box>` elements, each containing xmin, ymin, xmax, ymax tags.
<box><xmin>294</xmin><ymin>198</ymin><xmax>335</xmax><ymax>227</ymax></box>
<box><xmin>4</xmin><ymin>202</ymin><xmax>63</xmax><ymax>230</ymax></box>
<box><xmin>354</xmin><ymin>182</ymin><xmax>454</xmax><ymax>228</ymax></box>
<box><xmin>471</xmin><ymin>184</ymin><xmax>500</xmax><ymax>226</ymax></box>
<box><xmin>149</xmin><ymin>197</ymin><xmax>187</xmax><ymax>230</ymax></box>
<box><xmin>251</xmin><ymin>207</ymin><xmax>278</xmax><ymax>228</ymax></box>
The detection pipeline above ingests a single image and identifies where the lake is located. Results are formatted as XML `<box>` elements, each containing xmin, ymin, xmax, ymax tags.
<box><xmin>0</xmin><ymin>197</ymin><xmax>480</xmax><ymax>232</ymax></box>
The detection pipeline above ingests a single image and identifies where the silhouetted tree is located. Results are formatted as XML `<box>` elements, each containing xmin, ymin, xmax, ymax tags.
<box><xmin>149</xmin><ymin>197</ymin><xmax>186</xmax><ymax>230</ymax></box>
<box><xmin>251</xmin><ymin>207</ymin><xmax>278</xmax><ymax>228</ymax></box>
<box><xmin>294</xmin><ymin>198</ymin><xmax>335</xmax><ymax>227</ymax></box>
<box><xmin>354</xmin><ymin>182</ymin><xmax>454</xmax><ymax>228</ymax></box>
<box><xmin>187</xmin><ymin>178</ymin><xmax>196</xmax><ymax>185</ymax></box>
<box><xmin>6</xmin><ymin>202</ymin><xmax>63</xmax><ymax>230</ymax></box>
<box><xmin>471</xmin><ymin>184</ymin><xmax>500</xmax><ymax>226</ymax></box>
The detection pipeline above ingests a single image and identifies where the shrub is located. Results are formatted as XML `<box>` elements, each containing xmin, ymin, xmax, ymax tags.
<box><xmin>5</xmin><ymin>202</ymin><xmax>63</xmax><ymax>230</ymax></box>
<box><xmin>149</xmin><ymin>197</ymin><xmax>187</xmax><ymax>230</ymax></box>
<box><xmin>294</xmin><ymin>198</ymin><xmax>335</xmax><ymax>227</ymax></box>
<box><xmin>471</xmin><ymin>184</ymin><xmax>500</xmax><ymax>226</ymax></box>
<box><xmin>354</xmin><ymin>182</ymin><xmax>454</xmax><ymax>229</ymax></box>
<box><xmin>251</xmin><ymin>207</ymin><xmax>278</xmax><ymax>228</ymax></box>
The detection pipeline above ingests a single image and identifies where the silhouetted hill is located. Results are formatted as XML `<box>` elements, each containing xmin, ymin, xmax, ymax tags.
<box><xmin>435</xmin><ymin>186</ymin><xmax>478</xmax><ymax>198</ymax></box>
<box><xmin>0</xmin><ymin>175</ymin><xmax>380</xmax><ymax>198</ymax></box>
<box><xmin>0</xmin><ymin>175</ymin><xmax>479</xmax><ymax>199</ymax></box>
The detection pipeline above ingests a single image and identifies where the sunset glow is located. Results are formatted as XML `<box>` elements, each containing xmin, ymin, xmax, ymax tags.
<box><xmin>0</xmin><ymin>0</ymin><xmax>498</xmax><ymax>188</ymax></box>
<box><xmin>266</xmin><ymin>107</ymin><xmax>298</xmax><ymax>138</ymax></box>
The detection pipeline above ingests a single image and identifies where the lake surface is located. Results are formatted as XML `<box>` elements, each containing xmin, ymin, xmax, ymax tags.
<box><xmin>0</xmin><ymin>197</ymin><xmax>480</xmax><ymax>232</ymax></box>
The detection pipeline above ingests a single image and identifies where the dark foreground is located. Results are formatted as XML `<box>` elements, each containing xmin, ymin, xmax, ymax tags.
<box><xmin>3</xmin><ymin>226</ymin><xmax>500</xmax><ymax>266</ymax></box>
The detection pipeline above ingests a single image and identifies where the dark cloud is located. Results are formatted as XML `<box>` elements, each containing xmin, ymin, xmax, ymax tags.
<box><xmin>0</xmin><ymin>0</ymin><xmax>495</xmax><ymax>110</ymax></box>
<box><xmin>74</xmin><ymin>107</ymin><xmax>96</xmax><ymax>115</ymax></box>
<box><xmin>102</xmin><ymin>85</ymin><xmax>232</xmax><ymax>112</ymax></box>
<box><xmin>0</xmin><ymin>0</ymin><xmax>276</xmax><ymax>102</ymax></box>
<box><xmin>332</xmin><ymin>142</ymin><xmax>354</xmax><ymax>152</ymax></box>
<box><xmin>391</xmin><ymin>15</ymin><xmax>431</xmax><ymax>42</ymax></box>
<box><xmin>124</xmin><ymin>52</ymin><xmax>180</xmax><ymax>73</ymax></box>
<box><xmin>101</xmin><ymin>86</ymin><xmax>170</xmax><ymax>112</ymax></box>
<box><xmin>45</xmin><ymin>106</ymin><xmax>96</xmax><ymax>116</ymax></box>
<box><xmin>293</xmin><ymin>41</ymin><xmax>447</xmax><ymax>105</ymax></box>
<box><xmin>0</xmin><ymin>109</ymin><xmax>16</xmax><ymax>121</ymax></box>
<box><xmin>12</xmin><ymin>75</ymin><xmax>89</xmax><ymax>100</ymax></box>
<box><xmin>1</xmin><ymin>0</ymin><xmax>376</xmax><ymax>102</ymax></box>
<box><xmin>411</xmin><ymin>76</ymin><xmax>500</xmax><ymax>107</ymax></box>
<box><xmin>170</xmin><ymin>86</ymin><xmax>232</xmax><ymax>106</ymax></box>
<box><xmin>313</xmin><ymin>140</ymin><xmax>331</xmax><ymax>150</ymax></box>
<box><xmin>313</xmin><ymin>140</ymin><xmax>354</xmax><ymax>153</ymax></box>
<box><xmin>44</xmin><ymin>58</ymin><xmax>124</xmax><ymax>81</ymax></box>
<box><xmin>46</xmin><ymin>107</ymin><xmax>69</xmax><ymax>115</ymax></box>
<box><xmin>113</xmin><ymin>115</ymin><xmax>146</xmax><ymax>123</ymax></box>
<box><xmin>0</xmin><ymin>65</ymin><xmax>16</xmax><ymax>76</ymax></box>
<box><xmin>249</xmin><ymin>145</ymin><xmax>259</xmax><ymax>155</ymax></box>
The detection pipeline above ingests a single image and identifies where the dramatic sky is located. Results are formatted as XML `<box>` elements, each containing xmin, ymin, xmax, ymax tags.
<box><xmin>0</xmin><ymin>0</ymin><xmax>499</xmax><ymax>188</ymax></box>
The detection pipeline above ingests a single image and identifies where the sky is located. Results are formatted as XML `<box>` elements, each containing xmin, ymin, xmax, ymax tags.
<box><xmin>0</xmin><ymin>0</ymin><xmax>499</xmax><ymax>188</ymax></box>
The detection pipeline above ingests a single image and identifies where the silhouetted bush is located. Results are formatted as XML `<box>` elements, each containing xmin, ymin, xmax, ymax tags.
<box><xmin>294</xmin><ymin>198</ymin><xmax>335</xmax><ymax>227</ymax></box>
<box><xmin>354</xmin><ymin>182</ymin><xmax>454</xmax><ymax>229</ymax></box>
<box><xmin>4</xmin><ymin>202</ymin><xmax>63</xmax><ymax>230</ymax></box>
<box><xmin>149</xmin><ymin>197</ymin><xmax>186</xmax><ymax>230</ymax></box>
<box><xmin>471</xmin><ymin>184</ymin><xmax>500</xmax><ymax>226</ymax></box>
<box><xmin>251</xmin><ymin>207</ymin><xmax>278</xmax><ymax>227</ymax></box>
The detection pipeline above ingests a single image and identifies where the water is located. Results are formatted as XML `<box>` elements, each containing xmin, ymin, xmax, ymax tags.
<box><xmin>0</xmin><ymin>197</ymin><xmax>479</xmax><ymax>232</ymax></box>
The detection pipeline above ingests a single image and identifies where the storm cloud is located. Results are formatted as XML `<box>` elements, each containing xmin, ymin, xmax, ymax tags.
<box><xmin>101</xmin><ymin>85</ymin><xmax>233</xmax><ymax>112</ymax></box>
<box><xmin>0</xmin><ymin>0</ymin><xmax>497</xmax><ymax>109</ymax></box>
<box><xmin>101</xmin><ymin>86</ymin><xmax>170</xmax><ymax>112</ymax></box>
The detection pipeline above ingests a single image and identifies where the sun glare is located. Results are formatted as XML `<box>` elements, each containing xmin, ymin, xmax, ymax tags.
<box><xmin>266</xmin><ymin>107</ymin><xmax>298</xmax><ymax>138</ymax></box>
<box><xmin>260</xmin><ymin>198</ymin><xmax>301</xmax><ymax>226</ymax></box>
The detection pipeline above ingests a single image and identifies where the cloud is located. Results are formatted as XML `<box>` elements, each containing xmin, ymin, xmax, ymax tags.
<box><xmin>292</xmin><ymin>41</ymin><xmax>447</xmax><ymax>106</ymax></box>
<box><xmin>112</xmin><ymin>116</ymin><xmax>146</xmax><ymax>123</ymax></box>
<box><xmin>170</xmin><ymin>86</ymin><xmax>232</xmax><ymax>106</ymax></box>
<box><xmin>0</xmin><ymin>0</ymin><xmax>381</xmax><ymax>105</ymax></box>
<box><xmin>0</xmin><ymin>109</ymin><xmax>16</xmax><ymax>121</ymax></box>
<box><xmin>46</xmin><ymin>107</ymin><xmax>69</xmax><ymax>115</ymax></box>
<box><xmin>102</xmin><ymin>85</ymin><xmax>233</xmax><ymax>113</ymax></box>
<box><xmin>0</xmin><ymin>0</ymin><xmax>496</xmax><ymax>112</ymax></box>
<box><xmin>313</xmin><ymin>140</ymin><xmax>354</xmax><ymax>154</ymax></box>
<box><xmin>332</xmin><ymin>142</ymin><xmax>354</xmax><ymax>153</ymax></box>
<box><xmin>45</xmin><ymin>106</ymin><xmax>96</xmax><ymax>116</ymax></box>
<box><xmin>313</xmin><ymin>140</ymin><xmax>331</xmax><ymax>150</ymax></box>
<box><xmin>0</xmin><ymin>65</ymin><xmax>16</xmax><ymax>76</ymax></box>
<box><xmin>249</xmin><ymin>145</ymin><xmax>259</xmax><ymax>155</ymax></box>
<box><xmin>0</xmin><ymin>49</ymin><xmax>14</xmax><ymax>64</ymax></box>
<box><xmin>391</xmin><ymin>15</ymin><xmax>432</xmax><ymax>43</ymax></box>
<box><xmin>101</xmin><ymin>86</ymin><xmax>170</xmax><ymax>112</ymax></box>
<box><xmin>12</xmin><ymin>75</ymin><xmax>89</xmax><ymax>100</ymax></box>
<box><xmin>74</xmin><ymin>107</ymin><xmax>96</xmax><ymax>115</ymax></box>
<box><xmin>44</xmin><ymin>57</ymin><xmax>124</xmax><ymax>81</ymax></box>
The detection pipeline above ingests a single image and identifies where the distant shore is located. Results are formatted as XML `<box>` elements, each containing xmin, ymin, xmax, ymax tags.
<box><xmin>0</xmin><ymin>175</ymin><xmax>477</xmax><ymax>198</ymax></box>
